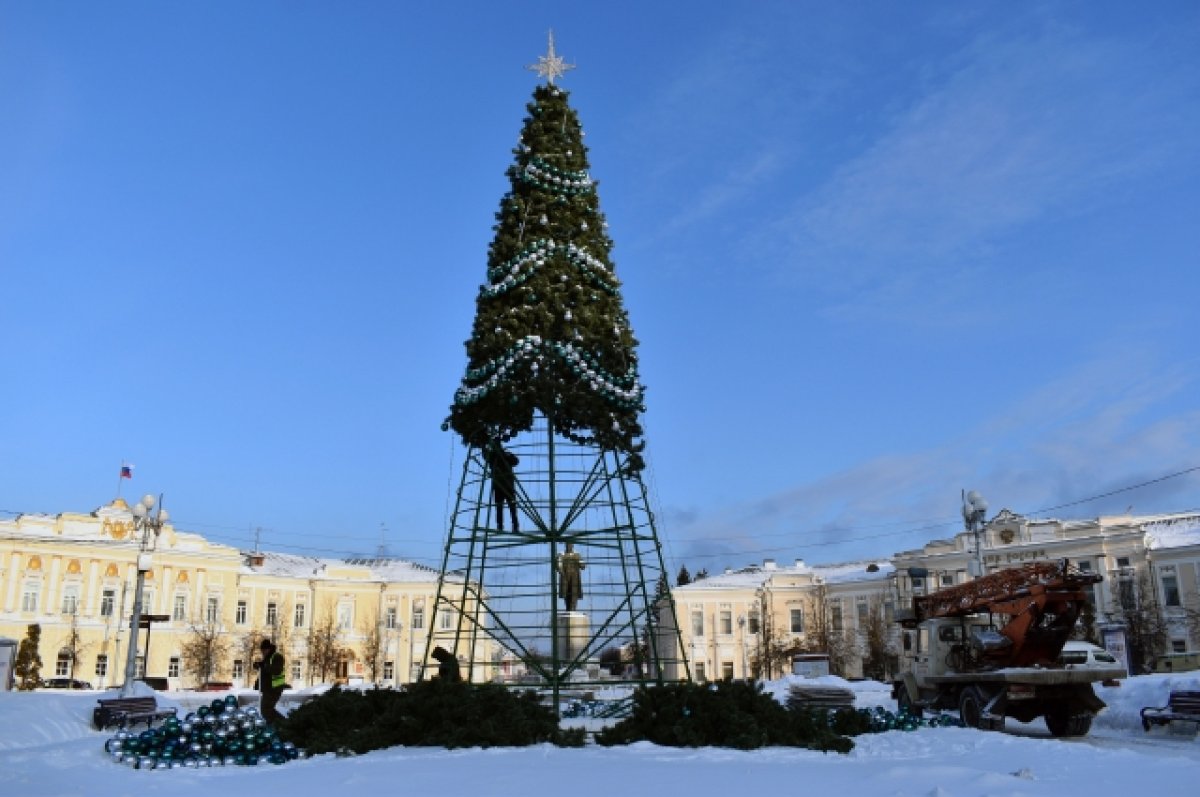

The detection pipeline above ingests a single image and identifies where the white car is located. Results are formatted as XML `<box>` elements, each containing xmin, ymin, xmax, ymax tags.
<box><xmin>1059</xmin><ymin>641</ymin><xmax>1127</xmax><ymax>682</ymax></box>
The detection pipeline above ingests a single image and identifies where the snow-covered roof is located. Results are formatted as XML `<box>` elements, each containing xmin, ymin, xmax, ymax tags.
<box><xmin>247</xmin><ymin>551</ymin><xmax>440</xmax><ymax>583</ymax></box>
<box><xmin>1143</xmin><ymin>514</ymin><xmax>1200</xmax><ymax>550</ymax></box>
<box><xmin>677</xmin><ymin>559</ymin><xmax>894</xmax><ymax>591</ymax></box>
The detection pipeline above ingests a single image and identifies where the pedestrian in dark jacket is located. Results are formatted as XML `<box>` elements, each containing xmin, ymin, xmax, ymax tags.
<box><xmin>254</xmin><ymin>638</ymin><xmax>286</xmax><ymax>724</ymax></box>
<box><xmin>484</xmin><ymin>440</ymin><xmax>520</xmax><ymax>531</ymax></box>
<box><xmin>430</xmin><ymin>645</ymin><xmax>461</xmax><ymax>682</ymax></box>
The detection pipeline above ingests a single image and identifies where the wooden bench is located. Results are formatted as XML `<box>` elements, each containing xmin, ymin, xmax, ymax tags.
<box><xmin>93</xmin><ymin>696</ymin><xmax>177</xmax><ymax>731</ymax></box>
<box><xmin>1141</xmin><ymin>690</ymin><xmax>1200</xmax><ymax>731</ymax></box>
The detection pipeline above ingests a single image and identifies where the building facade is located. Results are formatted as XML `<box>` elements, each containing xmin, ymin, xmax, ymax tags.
<box><xmin>667</xmin><ymin>510</ymin><xmax>1200</xmax><ymax>680</ymax></box>
<box><xmin>0</xmin><ymin>499</ymin><xmax>484</xmax><ymax>690</ymax></box>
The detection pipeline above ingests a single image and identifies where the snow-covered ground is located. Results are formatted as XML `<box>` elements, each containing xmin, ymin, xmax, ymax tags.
<box><xmin>2</xmin><ymin>674</ymin><xmax>1196</xmax><ymax>797</ymax></box>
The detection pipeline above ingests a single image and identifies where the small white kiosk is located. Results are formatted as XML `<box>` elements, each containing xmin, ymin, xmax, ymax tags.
<box><xmin>0</xmin><ymin>637</ymin><xmax>17</xmax><ymax>691</ymax></box>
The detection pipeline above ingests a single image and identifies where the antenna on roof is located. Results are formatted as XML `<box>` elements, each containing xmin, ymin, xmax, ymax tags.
<box><xmin>376</xmin><ymin>522</ymin><xmax>390</xmax><ymax>559</ymax></box>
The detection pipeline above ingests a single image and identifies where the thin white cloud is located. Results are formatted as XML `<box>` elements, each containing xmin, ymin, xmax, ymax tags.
<box><xmin>668</xmin><ymin>348</ymin><xmax>1200</xmax><ymax>565</ymax></box>
<box><xmin>778</xmin><ymin>25</ymin><xmax>1199</xmax><ymax>303</ymax></box>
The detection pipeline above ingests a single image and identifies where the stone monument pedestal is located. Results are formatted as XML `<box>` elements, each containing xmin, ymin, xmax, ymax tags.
<box><xmin>555</xmin><ymin>611</ymin><xmax>590</xmax><ymax>662</ymax></box>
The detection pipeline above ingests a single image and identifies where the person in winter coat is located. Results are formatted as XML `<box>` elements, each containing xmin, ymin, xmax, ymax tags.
<box><xmin>485</xmin><ymin>440</ymin><xmax>520</xmax><ymax>532</ymax></box>
<box><xmin>254</xmin><ymin>638</ymin><xmax>286</xmax><ymax>724</ymax></box>
<box><xmin>430</xmin><ymin>645</ymin><xmax>461</xmax><ymax>682</ymax></box>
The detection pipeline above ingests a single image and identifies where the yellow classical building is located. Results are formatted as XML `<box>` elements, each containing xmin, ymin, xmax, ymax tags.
<box><xmin>0</xmin><ymin>499</ymin><xmax>482</xmax><ymax>689</ymax></box>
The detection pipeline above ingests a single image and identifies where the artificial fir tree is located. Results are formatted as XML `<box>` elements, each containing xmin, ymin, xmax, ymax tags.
<box><xmin>429</xmin><ymin>36</ymin><xmax>688</xmax><ymax>702</ymax></box>
<box><xmin>445</xmin><ymin>78</ymin><xmax>645</xmax><ymax>469</ymax></box>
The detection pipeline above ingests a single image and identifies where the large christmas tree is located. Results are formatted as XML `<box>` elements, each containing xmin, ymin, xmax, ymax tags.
<box><xmin>445</xmin><ymin>41</ymin><xmax>646</xmax><ymax>469</ymax></box>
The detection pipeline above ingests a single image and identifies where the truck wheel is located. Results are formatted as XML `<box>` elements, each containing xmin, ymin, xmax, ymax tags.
<box><xmin>1045</xmin><ymin>711</ymin><xmax>1093</xmax><ymax>737</ymax></box>
<box><xmin>958</xmin><ymin>687</ymin><xmax>985</xmax><ymax>729</ymax></box>
<box><xmin>897</xmin><ymin>689</ymin><xmax>923</xmax><ymax>719</ymax></box>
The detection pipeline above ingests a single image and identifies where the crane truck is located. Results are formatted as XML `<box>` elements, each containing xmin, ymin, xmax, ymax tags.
<box><xmin>892</xmin><ymin>559</ymin><xmax>1126</xmax><ymax>737</ymax></box>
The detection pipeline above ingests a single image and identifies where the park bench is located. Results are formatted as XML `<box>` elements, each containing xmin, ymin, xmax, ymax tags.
<box><xmin>1140</xmin><ymin>690</ymin><xmax>1200</xmax><ymax>731</ymax></box>
<box><xmin>93</xmin><ymin>696</ymin><xmax>177</xmax><ymax>731</ymax></box>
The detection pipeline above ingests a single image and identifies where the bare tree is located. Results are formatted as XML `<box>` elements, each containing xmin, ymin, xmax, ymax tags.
<box><xmin>748</xmin><ymin>593</ymin><xmax>799</xmax><ymax>679</ymax></box>
<box><xmin>307</xmin><ymin>602</ymin><xmax>343</xmax><ymax>685</ymax></box>
<box><xmin>59</xmin><ymin>610</ymin><xmax>91</xmax><ymax>681</ymax></box>
<box><xmin>180</xmin><ymin>616</ymin><xmax>231</xmax><ymax>687</ymax></box>
<box><xmin>360</xmin><ymin>606</ymin><xmax>384</xmax><ymax>684</ymax></box>
<box><xmin>861</xmin><ymin>596</ymin><xmax>894</xmax><ymax>681</ymax></box>
<box><xmin>1114</xmin><ymin>572</ymin><xmax>1169</xmax><ymax>673</ymax></box>
<box><xmin>235</xmin><ymin>629</ymin><xmax>268</xmax><ymax>687</ymax></box>
<box><xmin>804</xmin><ymin>584</ymin><xmax>854</xmax><ymax>677</ymax></box>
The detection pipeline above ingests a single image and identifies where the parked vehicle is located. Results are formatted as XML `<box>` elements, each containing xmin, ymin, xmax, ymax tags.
<box><xmin>41</xmin><ymin>677</ymin><xmax>93</xmax><ymax>690</ymax></box>
<box><xmin>892</xmin><ymin>560</ymin><xmax>1126</xmax><ymax>737</ymax></box>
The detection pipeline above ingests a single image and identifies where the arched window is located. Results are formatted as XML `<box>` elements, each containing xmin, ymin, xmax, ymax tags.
<box><xmin>56</xmin><ymin>648</ymin><xmax>72</xmax><ymax>677</ymax></box>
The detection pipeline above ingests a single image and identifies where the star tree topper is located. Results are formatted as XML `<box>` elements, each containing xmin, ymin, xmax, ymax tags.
<box><xmin>526</xmin><ymin>30</ymin><xmax>575</xmax><ymax>85</ymax></box>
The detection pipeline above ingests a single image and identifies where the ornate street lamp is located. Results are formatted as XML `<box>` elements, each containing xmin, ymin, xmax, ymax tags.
<box><xmin>962</xmin><ymin>489</ymin><xmax>988</xmax><ymax>578</ymax></box>
<box><xmin>121</xmin><ymin>493</ymin><xmax>168</xmax><ymax>696</ymax></box>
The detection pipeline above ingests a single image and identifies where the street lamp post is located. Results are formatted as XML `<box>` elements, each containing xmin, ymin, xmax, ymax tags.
<box><xmin>962</xmin><ymin>489</ymin><xmax>989</xmax><ymax>579</ymax></box>
<box><xmin>121</xmin><ymin>493</ymin><xmax>168</xmax><ymax>696</ymax></box>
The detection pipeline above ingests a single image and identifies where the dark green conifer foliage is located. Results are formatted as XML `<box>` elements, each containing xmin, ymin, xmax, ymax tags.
<box><xmin>14</xmin><ymin>623</ymin><xmax>43</xmax><ymax>690</ymax></box>
<box><xmin>446</xmin><ymin>84</ymin><xmax>646</xmax><ymax>467</ymax></box>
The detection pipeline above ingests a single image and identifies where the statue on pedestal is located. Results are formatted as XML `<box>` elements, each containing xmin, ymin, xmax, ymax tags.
<box><xmin>558</xmin><ymin>543</ymin><xmax>585</xmax><ymax>611</ymax></box>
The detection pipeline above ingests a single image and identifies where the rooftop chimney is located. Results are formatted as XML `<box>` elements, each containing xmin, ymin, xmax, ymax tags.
<box><xmin>763</xmin><ymin>559</ymin><xmax>777</xmax><ymax>570</ymax></box>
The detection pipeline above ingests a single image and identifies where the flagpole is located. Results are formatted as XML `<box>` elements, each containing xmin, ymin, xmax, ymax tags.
<box><xmin>116</xmin><ymin>463</ymin><xmax>124</xmax><ymax>500</ymax></box>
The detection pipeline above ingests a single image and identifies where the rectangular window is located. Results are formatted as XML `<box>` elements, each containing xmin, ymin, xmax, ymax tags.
<box><xmin>141</xmin><ymin>589</ymin><xmax>155</xmax><ymax>614</ymax></box>
<box><xmin>168</xmin><ymin>656</ymin><xmax>180</xmax><ymax>678</ymax></box>
<box><xmin>437</xmin><ymin>608</ymin><xmax>452</xmax><ymax>631</ymax></box>
<box><xmin>694</xmin><ymin>662</ymin><xmax>706</xmax><ymax>681</ymax></box>
<box><xmin>790</xmin><ymin>608</ymin><xmax>804</xmax><ymax>633</ymax></box>
<box><xmin>691</xmin><ymin>611</ymin><xmax>704</xmax><ymax>637</ymax></box>
<box><xmin>340</xmin><ymin>604</ymin><xmax>354</xmax><ymax>630</ymax></box>
<box><xmin>747</xmin><ymin>610</ymin><xmax>760</xmax><ymax>635</ymax></box>
<box><xmin>56</xmin><ymin>653</ymin><xmax>70</xmax><ymax>677</ymax></box>
<box><xmin>95</xmin><ymin>654</ymin><xmax>108</xmax><ymax>678</ymax></box>
<box><xmin>383</xmin><ymin>661</ymin><xmax>394</xmax><ymax>680</ymax></box>
<box><xmin>412</xmin><ymin>605</ymin><xmax>425</xmax><ymax>630</ymax></box>
<box><xmin>61</xmin><ymin>585</ymin><xmax>80</xmax><ymax>615</ymax></box>
<box><xmin>1117</xmin><ymin>557</ymin><xmax>1131</xmax><ymax>568</ymax></box>
<box><xmin>233</xmin><ymin>659</ymin><xmax>244</xmax><ymax>679</ymax></box>
<box><xmin>385</xmin><ymin>606</ymin><xmax>398</xmax><ymax>630</ymax></box>
<box><xmin>1172</xmin><ymin>639</ymin><xmax>1187</xmax><ymax>653</ymax></box>
<box><xmin>719</xmin><ymin>610</ymin><xmax>732</xmax><ymax>635</ymax></box>
<box><xmin>21</xmin><ymin>582</ymin><xmax>39</xmax><ymax>612</ymax></box>
<box><xmin>831</xmin><ymin>605</ymin><xmax>843</xmax><ymax>632</ymax></box>
<box><xmin>1077</xmin><ymin>561</ymin><xmax>1092</xmax><ymax>572</ymax></box>
<box><xmin>206</xmin><ymin>596</ymin><xmax>219</xmax><ymax>623</ymax></box>
<box><xmin>294</xmin><ymin>603</ymin><xmax>306</xmax><ymax>628</ymax></box>
<box><xmin>236</xmin><ymin>600</ymin><xmax>247</xmax><ymax>625</ymax></box>
<box><xmin>721</xmin><ymin>662</ymin><xmax>734</xmax><ymax>681</ymax></box>
<box><xmin>884</xmin><ymin>601</ymin><xmax>895</xmax><ymax>624</ymax></box>
<box><xmin>856</xmin><ymin>601</ymin><xmax>868</xmax><ymax>626</ymax></box>
<box><xmin>173</xmin><ymin>594</ymin><xmax>187</xmax><ymax>621</ymax></box>
<box><xmin>291</xmin><ymin>662</ymin><xmax>301</xmax><ymax>682</ymax></box>
<box><xmin>941</xmin><ymin>573</ymin><xmax>955</xmax><ymax>587</ymax></box>
<box><xmin>266</xmin><ymin>602</ymin><xmax>278</xmax><ymax>628</ymax></box>
<box><xmin>101</xmin><ymin>589</ymin><xmax>115</xmax><ymax>618</ymax></box>
<box><xmin>1162</xmin><ymin>574</ymin><xmax>1181</xmax><ymax>607</ymax></box>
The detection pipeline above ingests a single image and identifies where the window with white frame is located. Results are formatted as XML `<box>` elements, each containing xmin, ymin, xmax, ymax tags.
<box><xmin>100</xmin><ymin>589</ymin><xmax>115</xmax><ymax>618</ymax></box>
<box><xmin>691</xmin><ymin>611</ymin><xmax>704</xmax><ymax>637</ymax></box>
<box><xmin>141</xmin><ymin>589</ymin><xmax>155</xmax><ymax>613</ymax></box>
<box><xmin>21</xmin><ymin>582</ymin><xmax>39</xmax><ymax>612</ymax></box>
<box><xmin>1160</xmin><ymin>567</ymin><xmax>1181</xmax><ymax>607</ymax></box>
<box><xmin>830</xmin><ymin>603</ymin><xmax>843</xmax><ymax>632</ymax></box>
<box><xmin>790</xmin><ymin>608</ymin><xmax>804</xmax><ymax>633</ymax></box>
<box><xmin>168</xmin><ymin>656</ymin><xmax>180</xmax><ymax>678</ymax></box>
<box><xmin>412</xmin><ymin>603</ymin><xmax>425</xmax><ymax>630</ymax></box>
<box><xmin>747</xmin><ymin>608</ymin><xmax>760</xmax><ymax>634</ymax></box>
<box><xmin>236</xmin><ymin>600</ymin><xmax>247</xmax><ymax>625</ymax></box>
<box><xmin>385</xmin><ymin>606</ymin><xmax>398</xmax><ymax>630</ymax></box>
<box><xmin>233</xmin><ymin>659</ymin><xmax>244</xmax><ymax>679</ymax></box>
<box><xmin>291</xmin><ymin>661</ymin><xmax>301</xmax><ymax>682</ymax></box>
<box><xmin>694</xmin><ymin>662</ymin><xmax>706</xmax><ymax>681</ymax></box>
<box><xmin>856</xmin><ymin>599</ymin><xmax>868</xmax><ymax>627</ymax></box>
<box><xmin>61</xmin><ymin>585</ymin><xmax>80</xmax><ymax>615</ymax></box>
<box><xmin>719</xmin><ymin>609</ymin><xmax>732</xmax><ymax>635</ymax></box>
<box><xmin>95</xmin><ymin>654</ymin><xmax>108</xmax><ymax>679</ymax></box>
<box><xmin>173</xmin><ymin>593</ymin><xmax>187</xmax><ymax>621</ymax></box>
<box><xmin>206</xmin><ymin>596</ymin><xmax>220</xmax><ymax>623</ymax></box>
<box><xmin>383</xmin><ymin>661</ymin><xmax>394</xmax><ymax>680</ymax></box>
<box><xmin>294</xmin><ymin>603</ymin><xmax>306</xmax><ymax>628</ymax></box>
<box><xmin>266</xmin><ymin>602</ymin><xmax>278</xmax><ymax>628</ymax></box>
<box><xmin>55</xmin><ymin>649</ymin><xmax>71</xmax><ymax>677</ymax></box>
<box><xmin>438</xmin><ymin>608</ymin><xmax>453</xmax><ymax>630</ymax></box>
<box><xmin>339</xmin><ymin>603</ymin><xmax>354</xmax><ymax>630</ymax></box>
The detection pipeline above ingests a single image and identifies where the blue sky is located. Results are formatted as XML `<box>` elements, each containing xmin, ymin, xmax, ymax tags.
<box><xmin>2</xmin><ymin>2</ymin><xmax>1198</xmax><ymax>573</ymax></box>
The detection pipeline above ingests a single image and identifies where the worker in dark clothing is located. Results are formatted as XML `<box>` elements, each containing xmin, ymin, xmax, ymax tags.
<box><xmin>430</xmin><ymin>645</ymin><xmax>461</xmax><ymax>682</ymax></box>
<box><xmin>254</xmin><ymin>638</ymin><xmax>286</xmax><ymax>724</ymax></box>
<box><xmin>484</xmin><ymin>440</ymin><xmax>520</xmax><ymax>532</ymax></box>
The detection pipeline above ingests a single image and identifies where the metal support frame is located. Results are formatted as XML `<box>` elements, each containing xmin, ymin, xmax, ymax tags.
<box><xmin>422</xmin><ymin>413</ymin><xmax>690</xmax><ymax>708</ymax></box>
